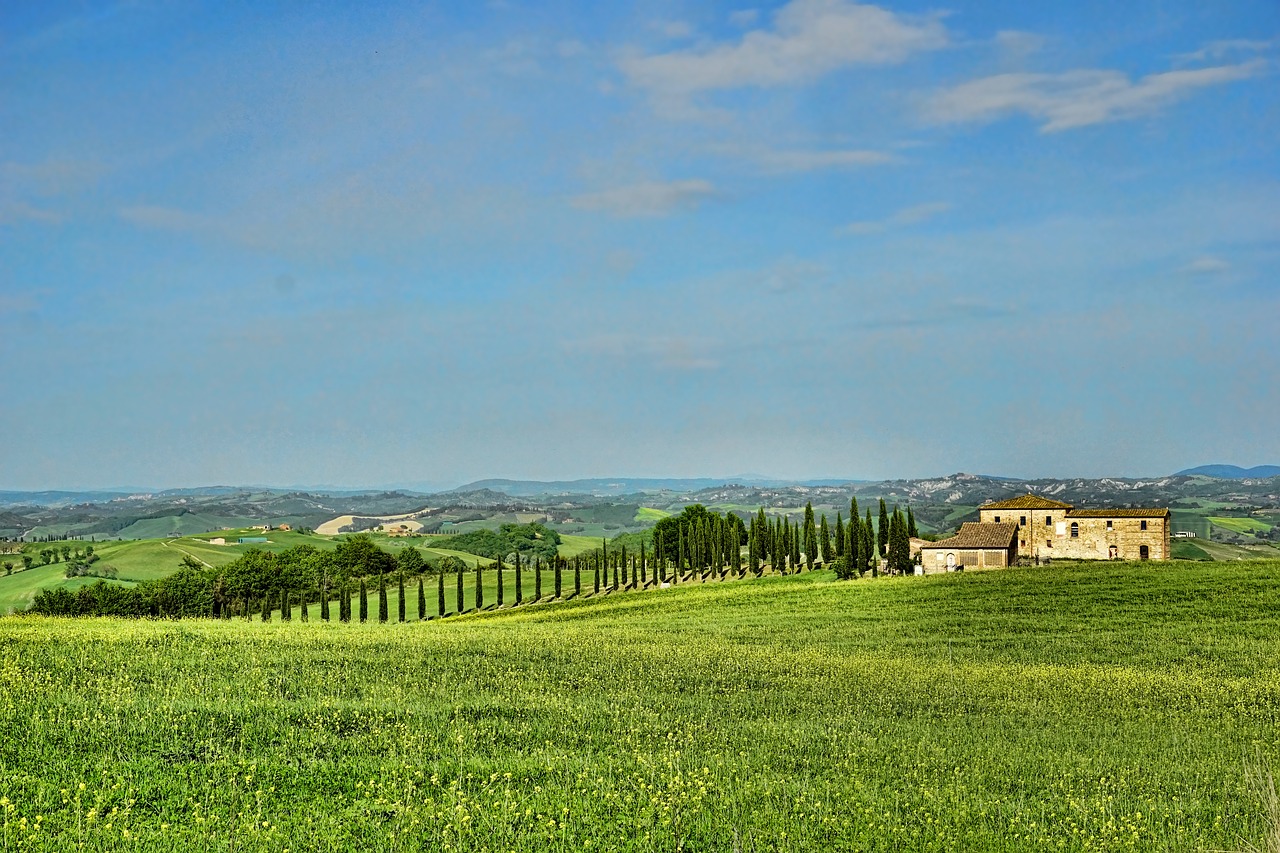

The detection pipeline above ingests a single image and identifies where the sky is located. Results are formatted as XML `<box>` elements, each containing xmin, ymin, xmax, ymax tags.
<box><xmin>2</xmin><ymin>0</ymin><xmax>1277</xmax><ymax>490</ymax></box>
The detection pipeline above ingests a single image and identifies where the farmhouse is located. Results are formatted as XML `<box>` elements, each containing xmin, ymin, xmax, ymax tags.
<box><xmin>920</xmin><ymin>522</ymin><xmax>1019</xmax><ymax>573</ymax></box>
<box><xmin>976</xmin><ymin>494</ymin><xmax>1170</xmax><ymax>562</ymax></box>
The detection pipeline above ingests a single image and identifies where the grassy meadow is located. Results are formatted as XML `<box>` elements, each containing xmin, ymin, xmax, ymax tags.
<box><xmin>2</xmin><ymin>560</ymin><xmax>1279</xmax><ymax>851</ymax></box>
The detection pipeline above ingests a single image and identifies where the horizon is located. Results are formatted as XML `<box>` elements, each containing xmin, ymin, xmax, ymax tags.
<box><xmin>4</xmin><ymin>462</ymin><xmax>1278</xmax><ymax>496</ymax></box>
<box><xmin>3</xmin><ymin>1</ymin><xmax>1277</xmax><ymax>489</ymax></box>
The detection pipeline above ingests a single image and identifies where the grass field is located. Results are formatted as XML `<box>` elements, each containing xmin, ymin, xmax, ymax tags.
<box><xmin>634</xmin><ymin>507</ymin><xmax>670</xmax><ymax>523</ymax></box>
<box><xmin>1209</xmin><ymin>516</ymin><xmax>1274</xmax><ymax>535</ymax></box>
<box><xmin>556</xmin><ymin>534</ymin><xmax>601</xmax><ymax>558</ymax></box>
<box><xmin>1</xmin><ymin>560</ymin><xmax>1279</xmax><ymax>851</ymax></box>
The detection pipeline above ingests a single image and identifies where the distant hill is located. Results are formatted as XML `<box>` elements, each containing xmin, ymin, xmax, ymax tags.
<box><xmin>1175</xmin><ymin>465</ymin><xmax>1280</xmax><ymax>479</ymax></box>
<box><xmin>448</xmin><ymin>477</ymin><xmax>868</xmax><ymax>497</ymax></box>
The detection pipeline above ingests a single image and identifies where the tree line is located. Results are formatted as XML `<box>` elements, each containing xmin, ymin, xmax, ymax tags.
<box><xmin>25</xmin><ymin>501</ymin><xmax>925</xmax><ymax>619</ymax></box>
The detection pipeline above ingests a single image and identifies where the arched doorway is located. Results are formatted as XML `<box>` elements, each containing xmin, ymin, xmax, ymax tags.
<box><xmin>1139</xmin><ymin>545</ymin><xmax>1149</xmax><ymax>560</ymax></box>
<box><xmin>946</xmin><ymin>553</ymin><xmax>956</xmax><ymax>570</ymax></box>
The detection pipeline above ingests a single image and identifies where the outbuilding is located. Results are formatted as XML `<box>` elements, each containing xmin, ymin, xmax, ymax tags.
<box><xmin>920</xmin><ymin>522</ymin><xmax>1019</xmax><ymax>573</ymax></box>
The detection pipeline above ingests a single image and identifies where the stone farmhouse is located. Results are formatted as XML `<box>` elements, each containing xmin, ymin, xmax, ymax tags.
<box><xmin>920</xmin><ymin>494</ymin><xmax>1170</xmax><ymax>572</ymax></box>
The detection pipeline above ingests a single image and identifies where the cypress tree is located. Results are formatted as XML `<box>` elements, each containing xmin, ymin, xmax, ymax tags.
<box><xmin>299</xmin><ymin>588</ymin><xmax>308</xmax><ymax>622</ymax></box>
<box><xmin>612</xmin><ymin>556</ymin><xmax>619</xmax><ymax>589</ymax></box>
<box><xmin>803</xmin><ymin>502</ymin><xmax>817</xmax><ymax>572</ymax></box>
<box><xmin>878</xmin><ymin>499</ymin><xmax>890</xmax><ymax>560</ymax></box>
<box><xmin>907</xmin><ymin>506</ymin><xmax>919</xmax><ymax>539</ymax></box>
<box><xmin>574</xmin><ymin>556</ymin><xmax>581</xmax><ymax>595</ymax></box>
<box><xmin>456</xmin><ymin>561</ymin><xmax>464</xmax><ymax>613</ymax></box>
<box><xmin>437</xmin><ymin>568</ymin><xmax>445</xmax><ymax>616</ymax></box>
<box><xmin>850</xmin><ymin>497</ymin><xmax>860</xmax><ymax>534</ymax></box>
<box><xmin>620</xmin><ymin>546</ymin><xmax>628</xmax><ymax>586</ymax></box>
<box><xmin>515</xmin><ymin>551</ymin><xmax>523</xmax><ymax>605</ymax></box>
<box><xmin>281</xmin><ymin>588</ymin><xmax>290</xmax><ymax>621</ymax></box>
<box><xmin>398</xmin><ymin>572</ymin><xmax>406</xmax><ymax>622</ymax></box>
<box><xmin>593</xmin><ymin>555</ymin><xmax>600</xmax><ymax>592</ymax></box>
<box><xmin>848</xmin><ymin>520</ymin><xmax>860</xmax><ymax>577</ymax></box>
<box><xmin>320</xmin><ymin>579</ymin><xmax>330</xmax><ymax>621</ymax></box>
<box><xmin>359</xmin><ymin>579</ymin><xmax>368</xmax><ymax>622</ymax></box>
<box><xmin>338</xmin><ymin>584</ymin><xmax>349</xmax><ymax>622</ymax></box>
<box><xmin>261</xmin><ymin>594</ymin><xmax>271</xmax><ymax>622</ymax></box>
<box><xmin>677</xmin><ymin>528</ymin><xmax>685</xmax><ymax>576</ymax></box>
<box><xmin>554</xmin><ymin>558</ymin><xmax>563</xmax><ymax>598</ymax></box>
<box><xmin>867</xmin><ymin>509</ymin><xmax>878</xmax><ymax>577</ymax></box>
<box><xmin>476</xmin><ymin>561</ymin><xmax>484</xmax><ymax>610</ymax></box>
<box><xmin>835</xmin><ymin>511</ymin><xmax>845</xmax><ymax>558</ymax></box>
<box><xmin>820</xmin><ymin>514</ymin><xmax>833</xmax><ymax>564</ymax></box>
<box><xmin>535</xmin><ymin>558</ymin><xmax>543</xmax><ymax>600</ymax></box>
<box><xmin>791</xmin><ymin>518</ymin><xmax>801</xmax><ymax>571</ymax></box>
<box><xmin>640</xmin><ymin>543</ymin><xmax>647</xmax><ymax>585</ymax></box>
<box><xmin>417</xmin><ymin>577</ymin><xmax>426</xmax><ymax>620</ymax></box>
<box><xmin>378</xmin><ymin>572</ymin><xmax>388</xmax><ymax>623</ymax></box>
<box><xmin>496</xmin><ymin>556</ymin><xmax>504</xmax><ymax>606</ymax></box>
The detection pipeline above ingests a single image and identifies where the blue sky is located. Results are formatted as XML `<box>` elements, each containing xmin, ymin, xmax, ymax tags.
<box><xmin>2</xmin><ymin>0</ymin><xmax>1277</xmax><ymax>489</ymax></box>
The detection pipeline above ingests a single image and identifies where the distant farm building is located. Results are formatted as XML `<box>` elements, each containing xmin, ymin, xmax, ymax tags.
<box><xmin>277</xmin><ymin>523</ymin><xmax>291</xmax><ymax>531</ymax></box>
<box><xmin>973</xmin><ymin>494</ymin><xmax>1170</xmax><ymax>562</ymax></box>
<box><xmin>920</xmin><ymin>523</ymin><xmax>1019</xmax><ymax>572</ymax></box>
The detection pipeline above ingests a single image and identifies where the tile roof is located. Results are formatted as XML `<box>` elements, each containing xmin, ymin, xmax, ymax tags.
<box><xmin>981</xmin><ymin>494</ymin><xmax>1074</xmax><ymax>510</ymax></box>
<box><xmin>1066</xmin><ymin>508</ymin><xmax>1170</xmax><ymax>518</ymax></box>
<box><xmin>920</xmin><ymin>522</ymin><xmax>1019</xmax><ymax>551</ymax></box>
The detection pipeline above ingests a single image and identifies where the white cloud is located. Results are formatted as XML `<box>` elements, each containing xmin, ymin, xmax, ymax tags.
<box><xmin>1176</xmin><ymin>39</ymin><xmax>1275</xmax><ymax>63</ymax></box>
<box><xmin>753</xmin><ymin>147</ymin><xmax>896</xmax><ymax>172</ymax></box>
<box><xmin>993</xmin><ymin>30</ymin><xmax>1046</xmax><ymax>58</ymax></box>
<box><xmin>570</xmin><ymin>179</ymin><xmax>717</xmax><ymax>217</ymax></box>
<box><xmin>621</xmin><ymin>0</ymin><xmax>947</xmax><ymax>110</ymax></box>
<box><xmin>844</xmin><ymin>201</ymin><xmax>951</xmax><ymax>234</ymax></box>
<box><xmin>118</xmin><ymin>204</ymin><xmax>209</xmax><ymax>232</ymax></box>
<box><xmin>1183</xmin><ymin>256</ymin><xmax>1231</xmax><ymax>275</ymax></box>
<box><xmin>0</xmin><ymin>200</ymin><xmax>62</xmax><ymax>225</ymax></box>
<box><xmin>928</xmin><ymin>59</ymin><xmax>1267</xmax><ymax>132</ymax></box>
<box><xmin>563</xmin><ymin>333</ymin><xmax>720</xmax><ymax>370</ymax></box>
<box><xmin>729</xmin><ymin>9</ymin><xmax>760</xmax><ymax>28</ymax></box>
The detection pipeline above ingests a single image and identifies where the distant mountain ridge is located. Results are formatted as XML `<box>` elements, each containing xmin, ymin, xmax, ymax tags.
<box><xmin>1175</xmin><ymin>465</ymin><xmax>1280</xmax><ymax>479</ymax></box>
<box><xmin>448</xmin><ymin>477</ymin><xmax>864</xmax><ymax>497</ymax></box>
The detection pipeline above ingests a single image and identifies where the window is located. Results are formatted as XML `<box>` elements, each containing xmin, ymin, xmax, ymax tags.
<box><xmin>1020</xmin><ymin>539</ymin><xmax>1026</xmax><ymax>547</ymax></box>
<box><xmin>994</xmin><ymin>516</ymin><xmax>1001</xmax><ymax>523</ymax></box>
<box><xmin>1046</xmin><ymin>539</ymin><xmax>1052</xmax><ymax>548</ymax></box>
<box><xmin>1070</xmin><ymin>522</ymin><xmax>1079</xmax><ymax>538</ymax></box>
<box><xmin>1140</xmin><ymin>520</ymin><xmax>1148</xmax><ymax>531</ymax></box>
<box><xmin>1020</xmin><ymin>515</ymin><xmax>1027</xmax><ymax>525</ymax></box>
<box><xmin>1106</xmin><ymin>520</ymin><xmax>1113</xmax><ymax>530</ymax></box>
<box><xmin>1045</xmin><ymin>516</ymin><xmax>1053</xmax><ymax>526</ymax></box>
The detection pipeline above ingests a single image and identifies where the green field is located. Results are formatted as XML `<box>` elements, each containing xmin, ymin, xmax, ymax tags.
<box><xmin>1</xmin><ymin>560</ymin><xmax>1279</xmax><ymax>851</ymax></box>
<box><xmin>556</xmin><ymin>533</ymin><xmax>601</xmax><ymax>558</ymax></box>
<box><xmin>634</xmin><ymin>506</ymin><xmax>670</xmax><ymax>522</ymax></box>
<box><xmin>1209</xmin><ymin>516</ymin><xmax>1273</xmax><ymax>535</ymax></box>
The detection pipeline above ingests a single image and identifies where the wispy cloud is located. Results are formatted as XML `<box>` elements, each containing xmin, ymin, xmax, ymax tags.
<box><xmin>570</xmin><ymin>179</ymin><xmax>718</xmax><ymax>217</ymax></box>
<box><xmin>1182</xmin><ymin>255</ymin><xmax>1231</xmax><ymax>275</ymax></box>
<box><xmin>844</xmin><ymin>201</ymin><xmax>952</xmax><ymax>234</ymax></box>
<box><xmin>752</xmin><ymin>147</ymin><xmax>897</xmax><ymax>173</ymax></box>
<box><xmin>118</xmin><ymin>204</ymin><xmax>210</xmax><ymax>232</ymax></box>
<box><xmin>1176</xmin><ymin>38</ymin><xmax>1275</xmax><ymax>63</ymax></box>
<box><xmin>927</xmin><ymin>59</ymin><xmax>1267</xmax><ymax>132</ymax></box>
<box><xmin>563</xmin><ymin>333</ymin><xmax>720</xmax><ymax>370</ymax></box>
<box><xmin>621</xmin><ymin>0</ymin><xmax>947</xmax><ymax>112</ymax></box>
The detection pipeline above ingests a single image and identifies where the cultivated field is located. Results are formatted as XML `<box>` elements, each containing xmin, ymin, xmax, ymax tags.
<box><xmin>1</xmin><ymin>560</ymin><xmax>1278</xmax><ymax>851</ymax></box>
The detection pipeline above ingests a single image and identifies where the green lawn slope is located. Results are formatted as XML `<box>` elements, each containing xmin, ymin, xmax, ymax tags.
<box><xmin>1</xmin><ymin>560</ymin><xmax>1278</xmax><ymax>851</ymax></box>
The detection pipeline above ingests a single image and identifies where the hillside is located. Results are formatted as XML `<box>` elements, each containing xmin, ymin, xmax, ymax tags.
<box><xmin>1</xmin><ymin>561</ymin><xmax>1278</xmax><ymax>850</ymax></box>
<box><xmin>1176</xmin><ymin>464</ymin><xmax>1280</xmax><ymax>479</ymax></box>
